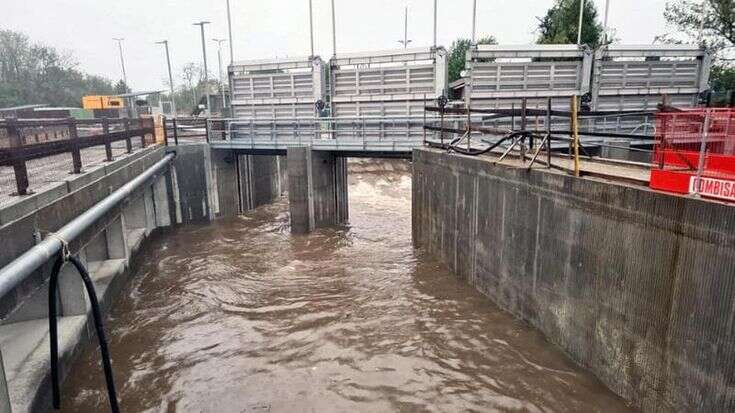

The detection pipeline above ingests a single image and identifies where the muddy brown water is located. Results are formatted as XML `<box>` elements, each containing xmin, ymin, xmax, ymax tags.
<box><xmin>62</xmin><ymin>162</ymin><xmax>632</xmax><ymax>412</ymax></box>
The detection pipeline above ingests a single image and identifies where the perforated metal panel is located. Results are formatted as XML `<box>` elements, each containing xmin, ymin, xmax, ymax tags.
<box><xmin>229</xmin><ymin>56</ymin><xmax>325</xmax><ymax>120</ymax></box>
<box><xmin>231</xmin><ymin>72</ymin><xmax>314</xmax><ymax>101</ymax></box>
<box><xmin>465</xmin><ymin>44</ymin><xmax>593</xmax><ymax>103</ymax></box>
<box><xmin>591</xmin><ymin>45</ymin><xmax>710</xmax><ymax>112</ymax></box>
<box><xmin>596</xmin><ymin>61</ymin><xmax>701</xmax><ymax>91</ymax></box>
<box><xmin>330</xmin><ymin>48</ymin><xmax>447</xmax><ymax>120</ymax></box>
<box><xmin>232</xmin><ymin>103</ymin><xmax>316</xmax><ymax>120</ymax></box>
<box><xmin>332</xmin><ymin>65</ymin><xmax>435</xmax><ymax>97</ymax></box>
<box><xmin>470</xmin><ymin>61</ymin><xmax>584</xmax><ymax>94</ymax></box>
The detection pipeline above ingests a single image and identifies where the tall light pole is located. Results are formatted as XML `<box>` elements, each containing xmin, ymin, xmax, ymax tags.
<box><xmin>577</xmin><ymin>0</ymin><xmax>586</xmax><ymax>45</ymax></box>
<box><xmin>112</xmin><ymin>38</ymin><xmax>128</xmax><ymax>88</ymax></box>
<box><xmin>155</xmin><ymin>40</ymin><xmax>177</xmax><ymax>117</ymax></box>
<box><xmin>602</xmin><ymin>0</ymin><xmax>611</xmax><ymax>44</ymax></box>
<box><xmin>433</xmin><ymin>0</ymin><xmax>438</xmax><ymax>48</ymax></box>
<box><xmin>193</xmin><ymin>21</ymin><xmax>212</xmax><ymax>117</ymax></box>
<box><xmin>213</xmin><ymin>38</ymin><xmax>228</xmax><ymax>111</ymax></box>
<box><xmin>398</xmin><ymin>6</ymin><xmax>412</xmax><ymax>49</ymax></box>
<box><xmin>309</xmin><ymin>0</ymin><xmax>315</xmax><ymax>57</ymax></box>
<box><xmin>471</xmin><ymin>0</ymin><xmax>477</xmax><ymax>44</ymax></box>
<box><xmin>226</xmin><ymin>0</ymin><xmax>234</xmax><ymax>64</ymax></box>
<box><xmin>331</xmin><ymin>0</ymin><xmax>337</xmax><ymax>57</ymax></box>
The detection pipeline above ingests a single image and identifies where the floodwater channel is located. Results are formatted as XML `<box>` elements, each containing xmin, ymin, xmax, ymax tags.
<box><xmin>62</xmin><ymin>161</ymin><xmax>632</xmax><ymax>412</ymax></box>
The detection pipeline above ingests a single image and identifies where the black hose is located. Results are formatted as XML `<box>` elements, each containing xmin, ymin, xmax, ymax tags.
<box><xmin>48</xmin><ymin>253</ymin><xmax>120</xmax><ymax>412</ymax></box>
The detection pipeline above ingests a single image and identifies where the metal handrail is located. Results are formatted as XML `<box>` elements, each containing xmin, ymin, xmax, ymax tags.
<box><xmin>0</xmin><ymin>152</ymin><xmax>176</xmax><ymax>299</ymax></box>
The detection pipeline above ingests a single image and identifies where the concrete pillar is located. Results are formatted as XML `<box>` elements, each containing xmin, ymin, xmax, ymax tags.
<box><xmin>105</xmin><ymin>215</ymin><xmax>128</xmax><ymax>261</ymax></box>
<box><xmin>277</xmin><ymin>155</ymin><xmax>288</xmax><ymax>196</ymax></box>
<box><xmin>211</xmin><ymin>149</ymin><xmax>240</xmax><ymax>218</ymax></box>
<box><xmin>238</xmin><ymin>154</ymin><xmax>254</xmax><ymax>212</ymax></box>
<box><xmin>57</xmin><ymin>254</ymin><xmax>89</xmax><ymax>316</ymax></box>
<box><xmin>123</xmin><ymin>195</ymin><xmax>147</xmax><ymax>230</ymax></box>
<box><xmin>84</xmin><ymin>230</ymin><xmax>109</xmax><ymax>263</ymax></box>
<box><xmin>287</xmin><ymin>147</ymin><xmax>349</xmax><ymax>234</ymax></box>
<box><xmin>335</xmin><ymin>157</ymin><xmax>349</xmax><ymax>224</ymax></box>
<box><xmin>143</xmin><ymin>187</ymin><xmax>156</xmax><ymax>235</ymax></box>
<box><xmin>153</xmin><ymin>176</ymin><xmax>172</xmax><ymax>228</ymax></box>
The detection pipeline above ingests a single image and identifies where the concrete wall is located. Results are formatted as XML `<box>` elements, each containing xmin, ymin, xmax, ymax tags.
<box><xmin>171</xmin><ymin>144</ymin><xmax>212</xmax><ymax>223</ymax></box>
<box><xmin>287</xmin><ymin>147</ymin><xmax>348</xmax><ymax>234</ymax></box>
<box><xmin>211</xmin><ymin>149</ymin><xmax>284</xmax><ymax>218</ymax></box>
<box><xmin>0</xmin><ymin>145</ymin><xmax>178</xmax><ymax>412</ymax></box>
<box><xmin>412</xmin><ymin>148</ymin><xmax>735</xmax><ymax>412</ymax></box>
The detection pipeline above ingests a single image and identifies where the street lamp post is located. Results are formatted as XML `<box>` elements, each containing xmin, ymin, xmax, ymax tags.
<box><xmin>602</xmin><ymin>0</ymin><xmax>611</xmax><ymax>44</ymax></box>
<box><xmin>577</xmin><ymin>0</ymin><xmax>586</xmax><ymax>45</ymax></box>
<box><xmin>471</xmin><ymin>0</ymin><xmax>477</xmax><ymax>44</ymax></box>
<box><xmin>213</xmin><ymin>38</ymin><xmax>228</xmax><ymax>111</ymax></box>
<box><xmin>112</xmin><ymin>38</ymin><xmax>128</xmax><ymax>88</ymax></box>
<box><xmin>398</xmin><ymin>6</ymin><xmax>412</xmax><ymax>49</ymax></box>
<box><xmin>433</xmin><ymin>0</ymin><xmax>438</xmax><ymax>48</ymax></box>
<box><xmin>331</xmin><ymin>0</ymin><xmax>337</xmax><ymax>57</ymax></box>
<box><xmin>226</xmin><ymin>0</ymin><xmax>234</xmax><ymax>64</ymax></box>
<box><xmin>309</xmin><ymin>0</ymin><xmax>315</xmax><ymax>57</ymax></box>
<box><xmin>193</xmin><ymin>21</ymin><xmax>212</xmax><ymax>117</ymax></box>
<box><xmin>155</xmin><ymin>40</ymin><xmax>177</xmax><ymax>118</ymax></box>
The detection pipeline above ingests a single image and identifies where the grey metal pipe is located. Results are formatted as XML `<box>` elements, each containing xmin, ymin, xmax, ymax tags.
<box><xmin>0</xmin><ymin>153</ymin><xmax>176</xmax><ymax>299</ymax></box>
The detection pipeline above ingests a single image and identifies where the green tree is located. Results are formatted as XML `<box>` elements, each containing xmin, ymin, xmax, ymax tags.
<box><xmin>0</xmin><ymin>29</ymin><xmax>115</xmax><ymax>108</ymax></box>
<box><xmin>536</xmin><ymin>0</ymin><xmax>604</xmax><ymax>47</ymax></box>
<box><xmin>660</xmin><ymin>0</ymin><xmax>735</xmax><ymax>92</ymax></box>
<box><xmin>447</xmin><ymin>36</ymin><xmax>497</xmax><ymax>83</ymax></box>
<box><xmin>113</xmin><ymin>80</ymin><xmax>131</xmax><ymax>95</ymax></box>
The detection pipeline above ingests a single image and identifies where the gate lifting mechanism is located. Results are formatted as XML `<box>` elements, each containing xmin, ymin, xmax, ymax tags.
<box><xmin>47</xmin><ymin>236</ymin><xmax>120</xmax><ymax>412</ymax></box>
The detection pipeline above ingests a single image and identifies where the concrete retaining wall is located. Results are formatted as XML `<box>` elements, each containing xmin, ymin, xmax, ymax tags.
<box><xmin>412</xmin><ymin>148</ymin><xmax>735</xmax><ymax>411</ymax></box>
<box><xmin>210</xmin><ymin>149</ymin><xmax>284</xmax><ymax>218</ymax></box>
<box><xmin>0</xmin><ymin>145</ymin><xmax>181</xmax><ymax>412</ymax></box>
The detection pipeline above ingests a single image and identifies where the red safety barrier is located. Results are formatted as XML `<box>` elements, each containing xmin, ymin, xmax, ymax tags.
<box><xmin>650</xmin><ymin>109</ymin><xmax>735</xmax><ymax>202</ymax></box>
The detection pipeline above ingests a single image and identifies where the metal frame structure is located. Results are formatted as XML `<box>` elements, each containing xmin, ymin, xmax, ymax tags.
<box><xmin>464</xmin><ymin>44</ymin><xmax>593</xmax><ymax>104</ymax></box>
<box><xmin>591</xmin><ymin>44</ymin><xmax>711</xmax><ymax>111</ymax></box>
<box><xmin>229</xmin><ymin>56</ymin><xmax>326</xmax><ymax>119</ymax></box>
<box><xmin>215</xmin><ymin>44</ymin><xmax>713</xmax><ymax>155</ymax></box>
<box><xmin>328</xmin><ymin>47</ymin><xmax>447</xmax><ymax>143</ymax></box>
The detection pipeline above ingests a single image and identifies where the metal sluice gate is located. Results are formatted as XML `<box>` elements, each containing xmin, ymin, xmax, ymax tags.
<box><xmin>210</xmin><ymin>44</ymin><xmax>712</xmax><ymax>155</ymax></box>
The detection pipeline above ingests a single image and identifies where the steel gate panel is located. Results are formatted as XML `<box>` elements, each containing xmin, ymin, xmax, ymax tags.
<box><xmin>591</xmin><ymin>45</ymin><xmax>711</xmax><ymax>112</ymax></box>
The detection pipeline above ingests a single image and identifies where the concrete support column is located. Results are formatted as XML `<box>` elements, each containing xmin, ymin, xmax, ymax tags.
<box><xmin>238</xmin><ymin>154</ymin><xmax>254</xmax><ymax>212</ymax></box>
<box><xmin>278</xmin><ymin>155</ymin><xmax>288</xmax><ymax>196</ymax></box>
<box><xmin>105</xmin><ymin>216</ymin><xmax>128</xmax><ymax>261</ymax></box>
<box><xmin>212</xmin><ymin>149</ymin><xmax>240</xmax><ymax>218</ymax></box>
<box><xmin>153</xmin><ymin>176</ymin><xmax>172</xmax><ymax>228</ymax></box>
<box><xmin>143</xmin><ymin>187</ymin><xmax>156</xmax><ymax>235</ymax></box>
<box><xmin>123</xmin><ymin>195</ymin><xmax>147</xmax><ymax>230</ymax></box>
<box><xmin>287</xmin><ymin>147</ymin><xmax>348</xmax><ymax>234</ymax></box>
<box><xmin>57</xmin><ymin>254</ymin><xmax>89</xmax><ymax>316</ymax></box>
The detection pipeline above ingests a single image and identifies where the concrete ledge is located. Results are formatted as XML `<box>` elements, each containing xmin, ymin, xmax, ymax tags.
<box><xmin>0</xmin><ymin>316</ymin><xmax>88</xmax><ymax>412</ymax></box>
<box><xmin>125</xmin><ymin>229</ymin><xmax>147</xmax><ymax>256</ymax></box>
<box><xmin>88</xmin><ymin>259</ymin><xmax>127</xmax><ymax>314</ymax></box>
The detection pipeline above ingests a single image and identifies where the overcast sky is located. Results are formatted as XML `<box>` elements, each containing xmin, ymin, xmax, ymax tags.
<box><xmin>4</xmin><ymin>0</ymin><xmax>671</xmax><ymax>91</ymax></box>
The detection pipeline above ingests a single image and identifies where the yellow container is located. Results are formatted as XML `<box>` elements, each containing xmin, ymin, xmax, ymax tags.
<box><xmin>82</xmin><ymin>96</ymin><xmax>125</xmax><ymax>110</ymax></box>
